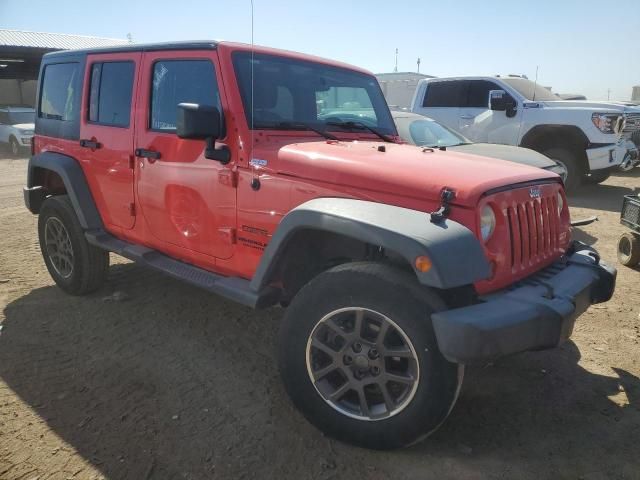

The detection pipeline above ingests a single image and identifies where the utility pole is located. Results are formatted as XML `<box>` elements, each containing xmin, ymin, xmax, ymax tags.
<box><xmin>126</xmin><ymin>33</ymin><xmax>133</xmax><ymax>43</ymax></box>
<box><xmin>607</xmin><ymin>88</ymin><xmax>611</xmax><ymax>101</ymax></box>
<box><xmin>394</xmin><ymin>48</ymin><xmax>398</xmax><ymax>73</ymax></box>
<box><xmin>417</xmin><ymin>57</ymin><xmax>421</xmax><ymax>73</ymax></box>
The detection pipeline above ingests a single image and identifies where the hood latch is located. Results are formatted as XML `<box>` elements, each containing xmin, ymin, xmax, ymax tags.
<box><xmin>430</xmin><ymin>187</ymin><xmax>456</xmax><ymax>223</ymax></box>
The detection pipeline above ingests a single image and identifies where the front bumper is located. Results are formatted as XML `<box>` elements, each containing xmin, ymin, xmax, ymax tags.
<box><xmin>586</xmin><ymin>140</ymin><xmax>635</xmax><ymax>171</ymax></box>
<box><xmin>432</xmin><ymin>242</ymin><xmax>616</xmax><ymax>364</ymax></box>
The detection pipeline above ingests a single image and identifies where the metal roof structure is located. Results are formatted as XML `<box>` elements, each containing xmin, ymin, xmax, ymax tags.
<box><xmin>0</xmin><ymin>29</ymin><xmax>128</xmax><ymax>50</ymax></box>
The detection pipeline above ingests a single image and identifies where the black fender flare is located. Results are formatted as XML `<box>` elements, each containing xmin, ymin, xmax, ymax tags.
<box><xmin>24</xmin><ymin>152</ymin><xmax>103</xmax><ymax>230</ymax></box>
<box><xmin>249</xmin><ymin>198</ymin><xmax>490</xmax><ymax>291</ymax></box>
<box><xmin>520</xmin><ymin>124</ymin><xmax>589</xmax><ymax>151</ymax></box>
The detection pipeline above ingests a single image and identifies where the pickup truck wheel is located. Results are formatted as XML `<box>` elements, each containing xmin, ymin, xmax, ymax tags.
<box><xmin>9</xmin><ymin>136</ymin><xmax>20</xmax><ymax>157</ymax></box>
<box><xmin>542</xmin><ymin>148</ymin><xmax>583</xmax><ymax>193</ymax></box>
<box><xmin>38</xmin><ymin>195</ymin><xmax>109</xmax><ymax>295</ymax></box>
<box><xmin>617</xmin><ymin>232</ymin><xmax>640</xmax><ymax>266</ymax></box>
<box><xmin>278</xmin><ymin>262</ymin><xmax>463</xmax><ymax>449</ymax></box>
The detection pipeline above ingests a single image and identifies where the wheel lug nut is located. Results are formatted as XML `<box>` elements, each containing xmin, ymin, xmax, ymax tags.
<box><xmin>368</xmin><ymin>348</ymin><xmax>378</xmax><ymax>359</ymax></box>
<box><xmin>344</xmin><ymin>355</ymin><xmax>353</xmax><ymax>365</ymax></box>
<box><xmin>371</xmin><ymin>366</ymin><xmax>380</xmax><ymax>376</ymax></box>
<box><xmin>352</xmin><ymin>343</ymin><xmax>362</xmax><ymax>353</ymax></box>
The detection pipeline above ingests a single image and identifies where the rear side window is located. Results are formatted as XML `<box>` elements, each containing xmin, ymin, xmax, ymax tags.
<box><xmin>89</xmin><ymin>61</ymin><xmax>135</xmax><ymax>127</ymax></box>
<box><xmin>39</xmin><ymin>62</ymin><xmax>80</xmax><ymax>121</ymax></box>
<box><xmin>150</xmin><ymin>60</ymin><xmax>222</xmax><ymax>132</ymax></box>
<box><xmin>422</xmin><ymin>81</ymin><xmax>464</xmax><ymax>107</ymax></box>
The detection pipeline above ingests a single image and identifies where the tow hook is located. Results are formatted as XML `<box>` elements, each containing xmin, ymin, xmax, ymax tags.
<box><xmin>430</xmin><ymin>187</ymin><xmax>456</xmax><ymax>223</ymax></box>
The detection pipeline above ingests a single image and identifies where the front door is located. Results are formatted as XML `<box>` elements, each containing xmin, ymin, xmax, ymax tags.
<box><xmin>458</xmin><ymin>79</ymin><xmax>522</xmax><ymax>145</ymax></box>
<box><xmin>134</xmin><ymin>51</ymin><xmax>236</xmax><ymax>260</ymax></box>
<box><xmin>80</xmin><ymin>52</ymin><xmax>140</xmax><ymax>229</ymax></box>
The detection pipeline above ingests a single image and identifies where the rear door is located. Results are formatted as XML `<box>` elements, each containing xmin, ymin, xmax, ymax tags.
<box><xmin>412</xmin><ymin>80</ymin><xmax>464</xmax><ymax>131</ymax></box>
<box><xmin>80</xmin><ymin>52</ymin><xmax>140</xmax><ymax>230</ymax></box>
<box><xmin>458</xmin><ymin>79</ymin><xmax>522</xmax><ymax>145</ymax></box>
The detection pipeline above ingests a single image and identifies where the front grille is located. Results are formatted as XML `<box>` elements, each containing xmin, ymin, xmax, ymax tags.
<box><xmin>621</xmin><ymin>195</ymin><xmax>640</xmax><ymax>229</ymax></box>
<box><xmin>505</xmin><ymin>192</ymin><xmax>561</xmax><ymax>270</ymax></box>
<box><xmin>623</xmin><ymin>112</ymin><xmax>640</xmax><ymax>145</ymax></box>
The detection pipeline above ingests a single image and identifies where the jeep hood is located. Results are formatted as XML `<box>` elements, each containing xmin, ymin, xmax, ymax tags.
<box><xmin>277</xmin><ymin>141</ymin><xmax>559</xmax><ymax>206</ymax></box>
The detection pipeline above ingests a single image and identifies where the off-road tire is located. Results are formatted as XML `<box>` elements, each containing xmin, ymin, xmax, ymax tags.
<box><xmin>585</xmin><ymin>170</ymin><xmax>611</xmax><ymax>185</ymax></box>
<box><xmin>38</xmin><ymin>195</ymin><xmax>109</xmax><ymax>295</ymax></box>
<box><xmin>278</xmin><ymin>262</ymin><xmax>463</xmax><ymax>450</ymax></box>
<box><xmin>542</xmin><ymin>147</ymin><xmax>583</xmax><ymax>193</ymax></box>
<box><xmin>617</xmin><ymin>232</ymin><xmax>640</xmax><ymax>267</ymax></box>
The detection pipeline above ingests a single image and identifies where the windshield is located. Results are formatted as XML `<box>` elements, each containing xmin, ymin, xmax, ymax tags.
<box><xmin>233</xmin><ymin>52</ymin><xmax>396</xmax><ymax>135</ymax></box>
<box><xmin>407</xmin><ymin>118</ymin><xmax>467</xmax><ymax>147</ymax></box>
<box><xmin>501</xmin><ymin>78</ymin><xmax>559</xmax><ymax>101</ymax></box>
<box><xmin>7</xmin><ymin>111</ymin><xmax>35</xmax><ymax>125</ymax></box>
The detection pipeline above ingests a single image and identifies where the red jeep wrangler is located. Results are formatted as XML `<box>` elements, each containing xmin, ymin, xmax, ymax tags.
<box><xmin>24</xmin><ymin>41</ymin><xmax>616</xmax><ymax>449</ymax></box>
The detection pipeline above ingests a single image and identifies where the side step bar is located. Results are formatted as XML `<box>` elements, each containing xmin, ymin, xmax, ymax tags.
<box><xmin>85</xmin><ymin>230</ymin><xmax>280</xmax><ymax>309</ymax></box>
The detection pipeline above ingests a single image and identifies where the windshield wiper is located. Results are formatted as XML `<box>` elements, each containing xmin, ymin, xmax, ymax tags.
<box><xmin>325</xmin><ymin>121</ymin><xmax>395</xmax><ymax>143</ymax></box>
<box><xmin>275</xmin><ymin>121</ymin><xmax>339</xmax><ymax>140</ymax></box>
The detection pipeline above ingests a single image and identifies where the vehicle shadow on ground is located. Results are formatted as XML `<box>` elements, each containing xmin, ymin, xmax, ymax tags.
<box><xmin>568</xmin><ymin>169</ymin><xmax>640</xmax><ymax>213</ymax></box>
<box><xmin>1</xmin><ymin>263</ymin><xmax>639</xmax><ymax>479</ymax></box>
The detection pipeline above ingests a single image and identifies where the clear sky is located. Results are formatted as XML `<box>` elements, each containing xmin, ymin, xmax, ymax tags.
<box><xmin>1</xmin><ymin>0</ymin><xmax>638</xmax><ymax>101</ymax></box>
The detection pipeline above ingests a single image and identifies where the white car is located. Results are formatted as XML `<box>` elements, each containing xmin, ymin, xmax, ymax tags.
<box><xmin>410</xmin><ymin>76</ymin><xmax>640</xmax><ymax>191</ymax></box>
<box><xmin>392</xmin><ymin>110</ymin><xmax>568</xmax><ymax>180</ymax></box>
<box><xmin>0</xmin><ymin>106</ymin><xmax>35</xmax><ymax>157</ymax></box>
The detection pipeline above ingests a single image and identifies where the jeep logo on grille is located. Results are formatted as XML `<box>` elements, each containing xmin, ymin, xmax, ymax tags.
<box><xmin>529</xmin><ymin>187</ymin><xmax>542</xmax><ymax>198</ymax></box>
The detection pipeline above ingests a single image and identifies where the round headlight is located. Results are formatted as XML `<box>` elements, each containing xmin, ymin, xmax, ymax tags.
<box><xmin>557</xmin><ymin>192</ymin><xmax>564</xmax><ymax>214</ymax></box>
<box><xmin>480</xmin><ymin>205</ymin><xmax>496</xmax><ymax>242</ymax></box>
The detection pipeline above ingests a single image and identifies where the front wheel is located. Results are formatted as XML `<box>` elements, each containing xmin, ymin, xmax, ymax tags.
<box><xmin>9</xmin><ymin>136</ymin><xmax>21</xmax><ymax>157</ymax></box>
<box><xmin>542</xmin><ymin>148</ymin><xmax>583</xmax><ymax>193</ymax></box>
<box><xmin>584</xmin><ymin>170</ymin><xmax>611</xmax><ymax>184</ymax></box>
<box><xmin>278</xmin><ymin>262</ymin><xmax>463</xmax><ymax>449</ymax></box>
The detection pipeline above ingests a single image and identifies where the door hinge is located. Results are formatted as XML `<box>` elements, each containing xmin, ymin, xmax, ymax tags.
<box><xmin>128</xmin><ymin>154</ymin><xmax>135</xmax><ymax>169</ymax></box>
<box><xmin>129</xmin><ymin>203</ymin><xmax>136</xmax><ymax>216</ymax></box>
<box><xmin>218</xmin><ymin>169</ymin><xmax>238</xmax><ymax>188</ymax></box>
<box><xmin>218</xmin><ymin>227</ymin><xmax>237</xmax><ymax>244</ymax></box>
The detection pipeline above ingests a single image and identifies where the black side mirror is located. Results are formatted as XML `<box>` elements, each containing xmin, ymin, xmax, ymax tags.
<box><xmin>177</xmin><ymin>103</ymin><xmax>221</xmax><ymax>139</ymax></box>
<box><xmin>176</xmin><ymin>103</ymin><xmax>230</xmax><ymax>164</ymax></box>
<box><xmin>488</xmin><ymin>90</ymin><xmax>508</xmax><ymax>111</ymax></box>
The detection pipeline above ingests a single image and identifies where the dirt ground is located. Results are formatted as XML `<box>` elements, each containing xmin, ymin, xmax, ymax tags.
<box><xmin>0</xmin><ymin>155</ymin><xmax>638</xmax><ymax>480</ymax></box>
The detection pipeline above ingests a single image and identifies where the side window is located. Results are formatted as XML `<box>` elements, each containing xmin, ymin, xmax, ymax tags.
<box><xmin>422</xmin><ymin>81</ymin><xmax>464</xmax><ymax>107</ymax></box>
<box><xmin>0</xmin><ymin>111</ymin><xmax>7</xmax><ymax>124</ymax></box>
<box><xmin>465</xmin><ymin>80</ymin><xmax>501</xmax><ymax>108</ymax></box>
<box><xmin>150</xmin><ymin>59</ymin><xmax>222</xmax><ymax>133</ymax></box>
<box><xmin>39</xmin><ymin>62</ymin><xmax>80</xmax><ymax>121</ymax></box>
<box><xmin>88</xmin><ymin>61</ymin><xmax>135</xmax><ymax>127</ymax></box>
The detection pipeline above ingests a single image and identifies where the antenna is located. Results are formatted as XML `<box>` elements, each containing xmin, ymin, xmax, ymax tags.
<box><xmin>250</xmin><ymin>0</ymin><xmax>255</xmax><ymax>164</ymax></box>
<box><xmin>532</xmin><ymin>65</ymin><xmax>539</xmax><ymax>101</ymax></box>
<box><xmin>416</xmin><ymin>57</ymin><xmax>421</xmax><ymax>73</ymax></box>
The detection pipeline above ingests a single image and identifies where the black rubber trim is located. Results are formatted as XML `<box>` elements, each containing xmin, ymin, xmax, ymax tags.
<box><xmin>249</xmin><ymin>198</ymin><xmax>490</xmax><ymax>292</ymax></box>
<box><xmin>25</xmin><ymin>152</ymin><xmax>103</xmax><ymax>230</ymax></box>
<box><xmin>41</xmin><ymin>41</ymin><xmax>219</xmax><ymax>59</ymax></box>
<box><xmin>85</xmin><ymin>230</ymin><xmax>278</xmax><ymax>309</ymax></box>
<box><xmin>431</xmin><ymin>243</ymin><xmax>617</xmax><ymax>364</ymax></box>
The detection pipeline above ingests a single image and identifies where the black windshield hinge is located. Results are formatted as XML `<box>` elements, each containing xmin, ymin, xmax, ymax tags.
<box><xmin>430</xmin><ymin>187</ymin><xmax>456</xmax><ymax>223</ymax></box>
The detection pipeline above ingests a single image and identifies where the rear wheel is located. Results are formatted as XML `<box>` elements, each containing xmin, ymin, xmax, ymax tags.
<box><xmin>38</xmin><ymin>195</ymin><xmax>109</xmax><ymax>295</ymax></box>
<box><xmin>617</xmin><ymin>232</ymin><xmax>640</xmax><ymax>267</ymax></box>
<box><xmin>278</xmin><ymin>262</ymin><xmax>463</xmax><ymax>449</ymax></box>
<box><xmin>542</xmin><ymin>148</ymin><xmax>583</xmax><ymax>193</ymax></box>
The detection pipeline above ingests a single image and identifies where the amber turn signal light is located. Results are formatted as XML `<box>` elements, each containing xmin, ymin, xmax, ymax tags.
<box><xmin>414</xmin><ymin>255</ymin><xmax>432</xmax><ymax>272</ymax></box>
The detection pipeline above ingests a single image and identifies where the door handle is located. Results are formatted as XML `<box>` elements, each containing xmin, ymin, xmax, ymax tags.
<box><xmin>460</xmin><ymin>114</ymin><xmax>474</xmax><ymax>120</ymax></box>
<box><xmin>135</xmin><ymin>148</ymin><xmax>161</xmax><ymax>162</ymax></box>
<box><xmin>80</xmin><ymin>139</ymin><xmax>101</xmax><ymax>149</ymax></box>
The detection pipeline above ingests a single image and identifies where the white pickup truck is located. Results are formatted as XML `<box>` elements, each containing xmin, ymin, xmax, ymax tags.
<box><xmin>410</xmin><ymin>76</ymin><xmax>640</xmax><ymax>191</ymax></box>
